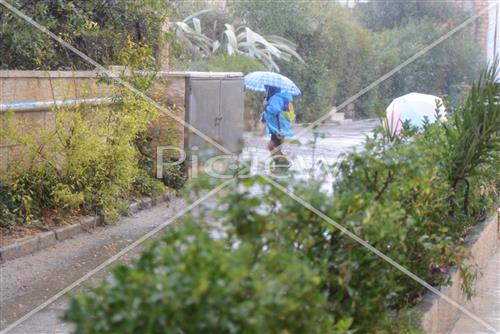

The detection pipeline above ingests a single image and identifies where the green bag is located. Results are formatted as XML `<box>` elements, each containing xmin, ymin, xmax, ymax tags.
<box><xmin>284</xmin><ymin>102</ymin><xmax>296</xmax><ymax>122</ymax></box>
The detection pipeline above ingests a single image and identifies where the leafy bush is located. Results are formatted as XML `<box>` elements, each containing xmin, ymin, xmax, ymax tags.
<box><xmin>0</xmin><ymin>0</ymin><xmax>171</xmax><ymax>70</ymax></box>
<box><xmin>161</xmin><ymin>163</ymin><xmax>187</xmax><ymax>190</ymax></box>
<box><xmin>0</xmin><ymin>181</ymin><xmax>16</xmax><ymax>228</ymax></box>
<box><xmin>64</xmin><ymin>221</ymin><xmax>349</xmax><ymax>334</ymax></box>
<box><xmin>132</xmin><ymin>170</ymin><xmax>167</xmax><ymax>198</ymax></box>
<box><xmin>0</xmin><ymin>42</ymin><xmax>168</xmax><ymax>223</ymax></box>
<box><xmin>7</xmin><ymin>167</ymin><xmax>61</xmax><ymax>224</ymax></box>
<box><xmin>210</xmin><ymin>176</ymin><xmax>430</xmax><ymax>332</ymax></box>
<box><xmin>175</xmin><ymin>54</ymin><xmax>265</xmax><ymax>73</ymax></box>
<box><xmin>362</xmin><ymin>19</ymin><xmax>481</xmax><ymax>116</ymax></box>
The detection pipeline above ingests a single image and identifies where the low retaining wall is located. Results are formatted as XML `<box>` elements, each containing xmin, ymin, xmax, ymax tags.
<box><xmin>419</xmin><ymin>211</ymin><xmax>499</xmax><ymax>333</ymax></box>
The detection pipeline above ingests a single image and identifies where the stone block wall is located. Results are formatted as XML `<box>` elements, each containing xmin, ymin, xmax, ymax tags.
<box><xmin>150</xmin><ymin>74</ymin><xmax>187</xmax><ymax>175</ymax></box>
<box><xmin>0</xmin><ymin>70</ymin><xmax>186</xmax><ymax>175</ymax></box>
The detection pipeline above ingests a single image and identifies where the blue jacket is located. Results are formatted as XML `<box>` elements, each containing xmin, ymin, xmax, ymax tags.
<box><xmin>263</xmin><ymin>92</ymin><xmax>294</xmax><ymax>137</ymax></box>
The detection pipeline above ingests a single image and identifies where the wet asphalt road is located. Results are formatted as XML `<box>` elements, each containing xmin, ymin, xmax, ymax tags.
<box><xmin>242</xmin><ymin>119</ymin><xmax>379</xmax><ymax>172</ymax></box>
<box><xmin>0</xmin><ymin>120</ymin><xmax>378</xmax><ymax>334</ymax></box>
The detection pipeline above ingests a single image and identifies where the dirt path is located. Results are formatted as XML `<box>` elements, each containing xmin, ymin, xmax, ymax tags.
<box><xmin>0</xmin><ymin>198</ymin><xmax>185</xmax><ymax>333</ymax></box>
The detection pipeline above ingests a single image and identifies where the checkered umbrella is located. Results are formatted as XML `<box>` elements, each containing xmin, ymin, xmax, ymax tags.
<box><xmin>244</xmin><ymin>71</ymin><xmax>301</xmax><ymax>96</ymax></box>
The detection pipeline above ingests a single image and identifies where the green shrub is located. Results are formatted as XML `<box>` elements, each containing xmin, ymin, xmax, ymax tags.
<box><xmin>175</xmin><ymin>54</ymin><xmax>266</xmax><ymax>73</ymax></box>
<box><xmin>7</xmin><ymin>167</ymin><xmax>61</xmax><ymax>224</ymax></box>
<box><xmin>161</xmin><ymin>163</ymin><xmax>187</xmax><ymax>190</ymax></box>
<box><xmin>362</xmin><ymin>19</ymin><xmax>481</xmax><ymax>116</ymax></box>
<box><xmin>207</xmin><ymin>173</ymin><xmax>440</xmax><ymax>332</ymax></box>
<box><xmin>0</xmin><ymin>0</ymin><xmax>171</xmax><ymax>70</ymax></box>
<box><xmin>63</xmin><ymin>221</ymin><xmax>348</xmax><ymax>334</ymax></box>
<box><xmin>0</xmin><ymin>181</ymin><xmax>16</xmax><ymax>228</ymax></box>
<box><xmin>0</xmin><ymin>41</ymin><xmax>170</xmax><ymax>224</ymax></box>
<box><xmin>132</xmin><ymin>170</ymin><xmax>166</xmax><ymax>197</ymax></box>
<box><xmin>160</xmin><ymin>166</ymin><xmax>431</xmax><ymax>333</ymax></box>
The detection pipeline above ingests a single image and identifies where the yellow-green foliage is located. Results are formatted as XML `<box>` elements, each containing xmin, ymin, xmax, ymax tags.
<box><xmin>0</xmin><ymin>41</ymin><xmax>167</xmax><ymax>224</ymax></box>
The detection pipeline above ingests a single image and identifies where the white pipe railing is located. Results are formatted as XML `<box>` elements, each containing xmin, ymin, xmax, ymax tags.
<box><xmin>0</xmin><ymin>97</ymin><xmax>116</xmax><ymax>113</ymax></box>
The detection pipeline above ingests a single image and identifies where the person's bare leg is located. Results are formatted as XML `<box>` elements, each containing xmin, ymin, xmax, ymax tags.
<box><xmin>268</xmin><ymin>138</ymin><xmax>289</xmax><ymax>169</ymax></box>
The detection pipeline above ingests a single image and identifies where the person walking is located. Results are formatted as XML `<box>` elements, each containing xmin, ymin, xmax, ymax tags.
<box><xmin>261</xmin><ymin>85</ymin><xmax>294</xmax><ymax>168</ymax></box>
<box><xmin>261</xmin><ymin>85</ymin><xmax>294</xmax><ymax>152</ymax></box>
<box><xmin>244</xmin><ymin>71</ymin><xmax>300</xmax><ymax>168</ymax></box>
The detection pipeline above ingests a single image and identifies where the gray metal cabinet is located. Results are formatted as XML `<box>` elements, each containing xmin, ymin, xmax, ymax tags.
<box><xmin>219</xmin><ymin>79</ymin><xmax>244</xmax><ymax>151</ymax></box>
<box><xmin>186</xmin><ymin>79</ymin><xmax>221</xmax><ymax>142</ymax></box>
<box><xmin>185</xmin><ymin>73</ymin><xmax>244</xmax><ymax>154</ymax></box>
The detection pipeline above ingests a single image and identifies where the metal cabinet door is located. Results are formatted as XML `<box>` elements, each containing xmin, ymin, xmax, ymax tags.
<box><xmin>219</xmin><ymin>78</ymin><xmax>244</xmax><ymax>153</ymax></box>
<box><xmin>186</xmin><ymin>78</ymin><xmax>221</xmax><ymax>151</ymax></box>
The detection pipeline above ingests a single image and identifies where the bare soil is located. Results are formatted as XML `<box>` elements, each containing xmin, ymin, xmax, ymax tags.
<box><xmin>0</xmin><ymin>210</ymin><xmax>75</xmax><ymax>246</ymax></box>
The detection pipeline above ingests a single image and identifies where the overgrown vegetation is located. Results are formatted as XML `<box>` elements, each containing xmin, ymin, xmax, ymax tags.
<box><xmin>173</xmin><ymin>9</ymin><xmax>303</xmax><ymax>72</ymax></box>
<box><xmin>1</xmin><ymin>1</ymin><xmax>484</xmax><ymax>122</ymax></box>
<box><xmin>364</xmin><ymin>18</ymin><xmax>480</xmax><ymax>115</ymax></box>
<box><xmin>0</xmin><ymin>41</ymin><xmax>181</xmax><ymax>225</ymax></box>
<box><xmin>175</xmin><ymin>53</ymin><xmax>265</xmax><ymax>73</ymax></box>
<box><xmin>227</xmin><ymin>0</ymin><xmax>481</xmax><ymax>120</ymax></box>
<box><xmin>63</xmin><ymin>221</ymin><xmax>350</xmax><ymax>333</ymax></box>
<box><xmin>64</xmin><ymin>64</ymin><xmax>498</xmax><ymax>332</ymax></box>
<box><xmin>0</xmin><ymin>0</ymin><xmax>171</xmax><ymax>70</ymax></box>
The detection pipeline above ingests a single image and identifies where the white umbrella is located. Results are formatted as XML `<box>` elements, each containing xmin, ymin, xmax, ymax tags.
<box><xmin>384</xmin><ymin>92</ymin><xmax>446</xmax><ymax>136</ymax></box>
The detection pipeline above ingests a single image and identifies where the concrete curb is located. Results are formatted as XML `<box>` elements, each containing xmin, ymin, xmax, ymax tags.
<box><xmin>418</xmin><ymin>211</ymin><xmax>499</xmax><ymax>333</ymax></box>
<box><xmin>0</xmin><ymin>191</ymin><xmax>176</xmax><ymax>263</ymax></box>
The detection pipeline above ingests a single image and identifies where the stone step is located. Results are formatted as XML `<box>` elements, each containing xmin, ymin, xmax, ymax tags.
<box><xmin>330</xmin><ymin>112</ymin><xmax>345</xmax><ymax>122</ymax></box>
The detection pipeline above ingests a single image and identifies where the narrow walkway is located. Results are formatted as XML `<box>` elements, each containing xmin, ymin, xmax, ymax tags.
<box><xmin>0</xmin><ymin>198</ymin><xmax>184</xmax><ymax>333</ymax></box>
<box><xmin>450</xmin><ymin>249</ymin><xmax>500</xmax><ymax>334</ymax></box>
